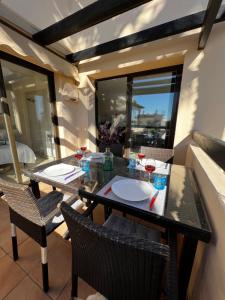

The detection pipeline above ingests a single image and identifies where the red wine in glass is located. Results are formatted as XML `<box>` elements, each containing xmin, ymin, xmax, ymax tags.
<box><xmin>138</xmin><ymin>153</ymin><xmax>145</xmax><ymax>160</ymax></box>
<box><xmin>138</xmin><ymin>153</ymin><xmax>145</xmax><ymax>166</ymax></box>
<box><xmin>74</xmin><ymin>153</ymin><xmax>83</xmax><ymax>161</ymax></box>
<box><xmin>145</xmin><ymin>164</ymin><xmax>156</xmax><ymax>181</ymax></box>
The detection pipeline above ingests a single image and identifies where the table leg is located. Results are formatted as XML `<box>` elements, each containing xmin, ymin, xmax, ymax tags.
<box><xmin>30</xmin><ymin>180</ymin><xmax>40</xmax><ymax>199</ymax></box>
<box><xmin>178</xmin><ymin>236</ymin><xmax>198</xmax><ymax>300</ymax></box>
<box><xmin>86</xmin><ymin>199</ymin><xmax>93</xmax><ymax>221</ymax></box>
<box><xmin>104</xmin><ymin>205</ymin><xmax>112</xmax><ymax>221</ymax></box>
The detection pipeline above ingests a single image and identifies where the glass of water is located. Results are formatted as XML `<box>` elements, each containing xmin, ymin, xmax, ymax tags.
<box><xmin>153</xmin><ymin>174</ymin><xmax>167</xmax><ymax>190</ymax></box>
<box><xmin>128</xmin><ymin>153</ymin><xmax>137</xmax><ymax>169</ymax></box>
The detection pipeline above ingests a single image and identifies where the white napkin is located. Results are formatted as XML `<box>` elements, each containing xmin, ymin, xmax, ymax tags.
<box><xmin>128</xmin><ymin>159</ymin><xmax>170</xmax><ymax>175</ymax></box>
<box><xmin>34</xmin><ymin>164</ymin><xmax>85</xmax><ymax>184</ymax></box>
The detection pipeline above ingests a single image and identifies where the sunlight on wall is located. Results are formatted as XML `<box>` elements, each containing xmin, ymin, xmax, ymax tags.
<box><xmin>118</xmin><ymin>59</ymin><xmax>144</xmax><ymax>68</ymax></box>
<box><xmin>0</xmin><ymin>24</ymin><xmax>79</xmax><ymax>81</ymax></box>
<box><xmin>174</xmin><ymin>75</ymin><xmax>198</xmax><ymax>144</ymax></box>
<box><xmin>188</xmin><ymin>51</ymin><xmax>205</xmax><ymax>72</ymax></box>
<box><xmin>119</xmin><ymin>1</ymin><xmax>165</xmax><ymax>37</ymax></box>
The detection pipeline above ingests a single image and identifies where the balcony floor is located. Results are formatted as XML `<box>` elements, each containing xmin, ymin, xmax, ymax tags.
<box><xmin>0</xmin><ymin>183</ymin><xmax>100</xmax><ymax>300</ymax></box>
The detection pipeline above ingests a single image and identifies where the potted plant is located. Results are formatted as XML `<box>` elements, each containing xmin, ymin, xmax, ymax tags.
<box><xmin>98</xmin><ymin>120</ymin><xmax>125</xmax><ymax>157</ymax></box>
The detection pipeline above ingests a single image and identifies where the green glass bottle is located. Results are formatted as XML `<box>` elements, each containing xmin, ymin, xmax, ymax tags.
<box><xmin>103</xmin><ymin>147</ymin><xmax>113</xmax><ymax>171</ymax></box>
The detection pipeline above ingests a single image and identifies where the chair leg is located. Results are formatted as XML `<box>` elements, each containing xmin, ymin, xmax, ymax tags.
<box><xmin>71</xmin><ymin>273</ymin><xmax>78</xmax><ymax>299</ymax></box>
<box><xmin>11</xmin><ymin>223</ymin><xmax>18</xmax><ymax>261</ymax></box>
<box><xmin>104</xmin><ymin>205</ymin><xmax>112</xmax><ymax>221</ymax></box>
<box><xmin>41</xmin><ymin>246</ymin><xmax>49</xmax><ymax>292</ymax></box>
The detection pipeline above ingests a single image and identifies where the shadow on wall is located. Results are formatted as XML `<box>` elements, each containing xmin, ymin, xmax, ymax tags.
<box><xmin>54</xmin><ymin>0</ymin><xmax>207</xmax><ymax>54</ymax></box>
<box><xmin>192</xmin><ymin>24</ymin><xmax>225</xmax><ymax>140</ymax></box>
<box><xmin>55</xmin><ymin>74</ymin><xmax>97</xmax><ymax>156</ymax></box>
<box><xmin>174</xmin><ymin>23</ymin><xmax>225</xmax><ymax>165</ymax></box>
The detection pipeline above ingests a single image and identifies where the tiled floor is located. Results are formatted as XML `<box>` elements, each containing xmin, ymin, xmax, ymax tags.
<box><xmin>0</xmin><ymin>183</ymin><xmax>99</xmax><ymax>300</ymax></box>
<box><xmin>0</xmin><ymin>182</ymin><xmax>164</xmax><ymax>300</ymax></box>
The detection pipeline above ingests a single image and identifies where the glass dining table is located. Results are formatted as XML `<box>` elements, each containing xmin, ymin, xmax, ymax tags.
<box><xmin>24</xmin><ymin>155</ymin><xmax>212</xmax><ymax>300</ymax></box>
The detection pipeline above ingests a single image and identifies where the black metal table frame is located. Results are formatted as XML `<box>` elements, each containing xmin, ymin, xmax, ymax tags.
<box><xmin>28</xmin><ymin>161</ymin><xmax>211</xmax><ymax>300</ymax></box>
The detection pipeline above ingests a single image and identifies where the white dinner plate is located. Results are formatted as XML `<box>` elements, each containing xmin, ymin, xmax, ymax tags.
<box><xmin>43</xmin><ymin>164</ymin><xmax>75</xmax><ymax>177</ymax></box>
<box><xmin>112</xmin><ymin>179</ymin><xmax>152</xmax><ymax>202</ymax></box>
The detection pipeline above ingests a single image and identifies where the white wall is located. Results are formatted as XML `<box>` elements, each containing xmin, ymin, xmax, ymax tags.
<box><xmin>79</xmin><ymin>22</ymin><xmax>225</xmax><ymax>164</ymax></box>
<box><xmin>186</xmin><ymin>145</ymin><xmax>225</xmax><ymax>300</ymax></box>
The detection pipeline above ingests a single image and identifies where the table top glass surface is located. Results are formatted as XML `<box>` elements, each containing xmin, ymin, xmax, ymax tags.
<box><xmin>24</xmin><ymin>155</ymin><xmax>211</xmax><ymax>242</ymax></box>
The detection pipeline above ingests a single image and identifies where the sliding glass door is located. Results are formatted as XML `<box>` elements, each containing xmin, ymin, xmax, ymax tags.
<box><xmin>96</xmin><ymin>66</ymin><xmax>182</xmax><ymax>155</ymax></box>
<box><xmin>0</xmin><ymin>53</ymin><xmax>58</xmax><ymax>183</ymax></box>
<box><xmin>96</xmin><ymin>77</ymin><xmax>127</xmax><ymax>156</ymax></box>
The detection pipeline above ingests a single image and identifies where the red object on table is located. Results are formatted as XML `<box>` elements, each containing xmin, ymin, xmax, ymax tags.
<box><xmin>149</xmin><ymin>191</ymin><xmax>159</xmax><ymax>209</ymax></box>
<box><xmin>138</xmin><ymin>153</ymin><xmax>145</xmax><ymax>160</ymax></box>
<box><xmin>81</xmin><ymin>146</ymin><xmax>87</xmax><ymax>151</ymax></box>
<box><xmin>74</xmin><ymin>153</ymin><xmax>83</xmax><ymax>160</ymax></box>
<box><xmin>145</xmin><ymin>164</ymin><xmax>156</xmax><ymax>173</ymax></box>
<box><xmin>104</xmin><ymin>186</ymin><xmax>112</xmax><ymax>196</ymax></box>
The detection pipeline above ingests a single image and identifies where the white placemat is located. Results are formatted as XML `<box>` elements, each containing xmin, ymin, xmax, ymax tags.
<box><xmin>34</xmin><ymin>164</ymin><xmax>85</xmax><ymax>184</ymax></box>
<box><xmin>128</xmin><ymin>159</ymin><xmax>171</xmax><ymax>175</ymax></box>
<box><xmin>97</xmin><ymin>175</ymin><xmax>167</xmax><ymax>216</ymax></box>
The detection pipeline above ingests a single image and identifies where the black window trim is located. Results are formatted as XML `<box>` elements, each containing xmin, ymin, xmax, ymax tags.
<box><xmin>95</xmin><ymin>64</ymin><xmax>183</xmax><ymax>150</ymax></box>
<box><xmin>0</xmin><ymin>50</ymin><xmax>61</xmax><ymax>158</ymax></box>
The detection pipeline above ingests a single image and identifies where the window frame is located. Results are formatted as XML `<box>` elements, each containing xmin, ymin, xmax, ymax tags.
<box><xmin>95</xmin><ymin>64</ymin><xmax>183</xmax><ymax>150</ymax></box>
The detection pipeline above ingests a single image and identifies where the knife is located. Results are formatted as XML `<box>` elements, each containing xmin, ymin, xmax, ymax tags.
<box><xmin>104</xmin><ymin>186</ymin><xmax>112</xmax><ymax>196</ymax></box>
<box><xmin>149</xmin><ymin>191</ymin><xmax>159</xmax><ymax>210</ymax></box>
<box><xmin>64</xmin><ymin>169</ymin><xmax>81</xmax><ymax>180</ymax></box>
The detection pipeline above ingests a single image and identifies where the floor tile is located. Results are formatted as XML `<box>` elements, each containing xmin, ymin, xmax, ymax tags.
<box><xmin>0</xmin><ymin>200</ymin><xmax>28</xmax><ymax>254</ymax></box>
<box><xmin>28</xmin><ymin>237</ymin><xmax>71</xmax><ymax>299</ymax></box>
<box><xmin>57</xmin><ymin>278</ymin><xmax>96</xmax><ymax>300</ymax></box>
<box><xmin>0</xmin><ymin>255</ymin><xmax>26</xmax><ymax>299</ymax></box>
<box><xmin>0</xmin><ymin>247</ymin><xmax>6</xmax><ymax>258</ymax></box>
<box><xmin>4</xmin><ymin>276</ymin><xmax>51</xmax><ymax>300</ymax></box>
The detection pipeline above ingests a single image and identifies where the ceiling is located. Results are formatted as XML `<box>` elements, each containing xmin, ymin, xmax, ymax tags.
<box><xmin>0</xmin><ymin>0</ymin><xmax>210</xmax><ymax>57</ymax></box>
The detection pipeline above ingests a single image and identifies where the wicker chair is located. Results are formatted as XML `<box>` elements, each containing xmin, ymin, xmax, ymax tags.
<box><xmin>0</xmin><ymin>178</ymin><xmax>79</xmax><ymax>292</ymax></box>
<box><xmin>61</xmin><ymin>202</ymin><xmax>178</xmax><ymax>300</ymax></box>
<box><xmin>140</xmin><ymin>146</ymin><xmax>174</xmax><ymax>163</ymax></box>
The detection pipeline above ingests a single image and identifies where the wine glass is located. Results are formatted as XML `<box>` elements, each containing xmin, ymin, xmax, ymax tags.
<box><xmin>74</xmin><ymin>150</ymin><xmax>83</xmax><ymax>166</ymax></box>
<box><xmin>137</xmin><ymin>153</ymin><xmax>145</xmax><ymax>166</ymax></box>
<box><xmin>80</xmin><ymin>146</ymin><xmax>87</xmax><ymax>156</ymax></box>
<box><xmin>145</xmin><ymin>159</ymin><xmax>156</xmax><ymax>182</ymax></box>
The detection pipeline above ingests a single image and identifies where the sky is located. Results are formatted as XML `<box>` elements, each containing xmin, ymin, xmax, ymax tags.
<box><xmin>133</xmin><ymin>93</ymin><xmax>174</xmax><ymax>121</ymax></box>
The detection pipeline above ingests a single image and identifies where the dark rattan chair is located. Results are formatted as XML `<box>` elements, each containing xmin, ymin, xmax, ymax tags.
<box><xmin>61</xmin><ymin>202</ymin><xmax>178</xmax><ymax>300</ymax></box>
<box><xmin>0</xmin><ymin>178</ymin><xmax>80</xmax><ymax>292</ymax></box>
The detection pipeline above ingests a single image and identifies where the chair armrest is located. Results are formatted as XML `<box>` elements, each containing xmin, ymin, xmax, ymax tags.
<box><xmin>82</xmin><ymin>201</ymin><xmax>98</xmax><ymax>217</ymax></box>
<box><xmin>43</xmin><ymin>194</ymin><xmax>80</xmax><ymax>224</ymax></box>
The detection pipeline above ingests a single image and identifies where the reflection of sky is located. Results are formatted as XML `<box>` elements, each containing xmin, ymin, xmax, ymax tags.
<box><xmin>133</xmin><ymin>93</ymin><xmax>174</xmax><ymax>121</ymax></box>
<box><xmin>34</xmin><ymin>95</ymin><xmax>44</xmax><ymax>121</ymax></box>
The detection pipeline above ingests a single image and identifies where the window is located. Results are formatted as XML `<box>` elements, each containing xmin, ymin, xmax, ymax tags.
<box><xmin>96</xmin><ymin>66</ymin><xmax>182</xmax><ymax>154</ymax></box>
<box><xmin>0</xmin><ymin>52</ymin><xmax>58</xmax><ymax>183</ymax></box>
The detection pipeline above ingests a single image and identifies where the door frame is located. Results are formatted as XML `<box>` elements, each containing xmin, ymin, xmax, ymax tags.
<box><xmin>0</xmin><ymin>51</ymin><xmax>61</xmax><ymax>182</ymax></box>
<box><xmin>95</xmin><ymin>64</ymin><xmax>183</xmax><ymax>152</ymax></box>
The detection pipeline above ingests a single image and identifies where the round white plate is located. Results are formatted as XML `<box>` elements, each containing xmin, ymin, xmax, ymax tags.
<box><xmin>43</xmin><ymin>164</ymin><xmax>75</xmax><ymax>177</ymax></box>
<box><xmin>112</xmin><ymin>179</ymin><xmax>152</xmax><ymax>202</ymax></box>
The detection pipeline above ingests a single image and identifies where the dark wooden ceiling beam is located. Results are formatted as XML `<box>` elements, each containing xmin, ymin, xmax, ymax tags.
<box><xmin>67</xmin><ymin>6</ymin><xmax>225</xmax><ymax>63</ymax></box>
<box><xmin>198</xmin><ymin>0</ymin><xmax>222</xmax><ymax>49</ymax></box>
<box><xmin>33</xmin><ymin>0</ymin><xmax>151</xmax><ymax>45</ymax></box>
